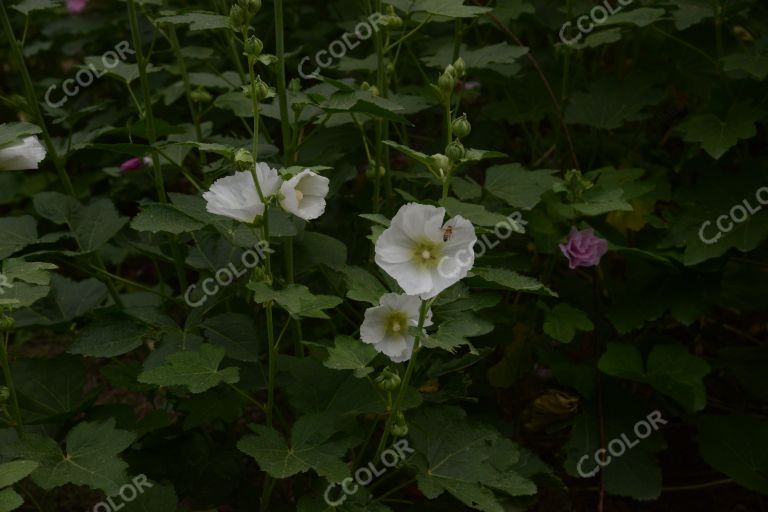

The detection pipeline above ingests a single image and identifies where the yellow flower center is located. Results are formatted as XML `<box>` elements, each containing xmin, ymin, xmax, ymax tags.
<box><xmin>295</xmin><ymin>189</ymin><xmax>304</xmax><ymax>202</ymax></box>
<box><xmin>385</xmin><ymin>312</ymin><xmax>408</xmax><ymax>336</ymax></box>
<box><xmin>412</xmin><ymin>239</ymin><xmax>441</xmax><ymax>269</ymax></box>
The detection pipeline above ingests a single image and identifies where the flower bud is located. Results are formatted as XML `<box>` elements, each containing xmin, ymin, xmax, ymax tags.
<box><xmin>289</xmin><ymin>78</ymin><xmax>301</xmax><ymax>93</ymax></box>
<box><xmin>190</xmin><ymin>88</ymin><xmax>212</xmax><ymax>103</ymax></box>
<box><xmin>445</xmin><ymin>140</ymin><xmax>465</xmax><ymax>161</ymax></box>
<box><xmin>444</xmin><ymin>64</ymin><xmax>456</xmax><ymax>79</ymax></box>
<box><xmin>453</xmin><ymin>57</ymin><xmax>466</xmax><ymax>78</ymax></box>
<box><xmin>375</xmin><ymin>368</ymin><xmax>401</xmax><ymax>391</ymax></box>
<box><xmin>365</xmin><ymin>164</ymin><xmax>386</xmax><ymax>178</ymax></box>
<box><xmin>391</xmin><ymin>411</ymin><xmax>408</xmax><ymax>437</ymax></box>
<box><xmin>451</xmin><ymin>114</ymin><xmax>471</xmax><ymax>138</ymax></box>
<box><xmin>384</xmin><ymin>14</ymin><xmax>403</xmax><ymax>29</ymax></box>
<box><xmin>244</xmin><ymin>36</ymin><xmax>263</xmax><ymax>57</ymax></box>
<box><xmin>361</xmin><ymin>81</ymin><xmax>371</xmax><ymax>91</ymax></box>
<box><xmin>229</xmin><ymin>5</ymin><xmax>247</xmax><ymax>28</ymax></box>
<box><xmin>438</xmin><ymin>71</ymin><xmax>455</xmax><ymax>97</ymax></box>
<box><xmin>0</xmin><ymin>386</ymin><xmax>9</xmax><ymax>403</ymax></box>
<box><xmin>430</xmin><ymin>153</ymin><xmax>452</xmax><ymax>177</ymax></box>
<box><xmin>245</xmin><ymin>76</ymin><xmax>270</xmax><ymax>101</ymax></box>
<box><xmin>234</xmin><ymin>148</ymin><xmax>254</xmax><ymax>171</ymax></box>
<box><xmin>0</xmin><ymin>315</ymin><xmax>14</xmax><ymax>331</ymax></box>
<box><xmin>241</xmin><ymin>0</ymin><xmax>262</xmax><ymax>14</ymax></box>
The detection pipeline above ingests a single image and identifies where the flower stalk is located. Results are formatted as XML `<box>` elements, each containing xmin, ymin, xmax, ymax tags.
<box><xmin>0</xmin><ymin>328</ymin><xmax>24</xmax><ymax>438</ymax></box>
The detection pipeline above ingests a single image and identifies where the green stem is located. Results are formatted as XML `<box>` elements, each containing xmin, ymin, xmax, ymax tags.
<box><xmin>167</xmin><ymin>25</ymin><xmax>205</xmax><ymax>151</ymax></box>
<box><xmin>1</xmin><ymin>330</ymin><xmax>24</xmax><ymax>438</ymax></box>
<box><xmin>127</xmin><ymin>0</ymin><xmax>188</xmax><ymax>293</ymax></box>
<box><xmin>0</xmin><ymin>0</ymin><xmax>75</xmax><ymax>197</ymax></box>
<box><xmin>374</xmin><ymin>300</ymin><xmax>430</xmax><ymax>458</ymax></box>
<box><xmin>274</xmin><ymin>0</ymin><xmax>291</xmax><ymax>163</ymax></box>
<box><xmin>284</xmin><ymin>239</ymin><xmax>303</xmax><ymax>357</ymax></box>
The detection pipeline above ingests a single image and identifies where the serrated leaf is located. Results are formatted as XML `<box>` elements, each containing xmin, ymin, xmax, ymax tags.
<box><xmin>324</xmin><ymin>335</ymin><xmax>378</xmax><ymax>377</ymax></box>
<box><xmin>248</xmin><ymin>282</ymin><xmax>342</xmax><ymax>319</ymax></box>
<box><xmin>69</xmin><ymin>312</ymin><xmax>148</xmax><ymax>357</ymax></box>
<box><xmin>0</xmin><ymin>488</ymin><xmax>23</xmax><ymax>511</ymax></box>
<box><xmin>0</xmin><ymin>216</ymin><xmax>37</xmax><ymax>259</ymax></box>
<box><xmin>340</xmin><ymin>266</ymin><xmax>388</xmax><ymax>305</ymax></box>
<box><xmin>131</xmin><ymin>204</ymin><xmax>206</xmax><ymax>234</ymax></box>
<box><xmin>0</xmin><ymin>122</ymin><xmax>42</xmax><ymax>147</ymax></box>
<box><xmin>484</xmin><ymin>164</ymin><xmax>561</xmax><ymax>210</ymax></box>
<box><xmin>1</xmin><ymin>420</ymin><xmax>136</xmax><ymax>494</ymax></box>
<box><xmin>12</xmin><ymin>356</ymin><xmax>86</xmax><ymax>422</ymax></box>
<box><xmin>472</xmin><ymin>267</ymin><xmax>556</xmax><ymax>296</ymax></box>
<box><xmin>155</xmin><ymin>11</ymin><xmax>231</xmax><ymax>31</ymax></box>
<box><xmin>202</xmin><ymin>312</ymin><xmax>260</xmax><ymax>362</ymax></box>
<box><xmin>138</xmin><ymin>344</ymin><xmax>240</xmax><ymax>394</ymax></box>
<box><xmin>0</xmin><ymin>460</ymin><xmax>39</xmax><ymax>488</ymax></box>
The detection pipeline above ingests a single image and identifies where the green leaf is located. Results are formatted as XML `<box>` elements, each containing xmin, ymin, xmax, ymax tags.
<box><xmin>324</xmin><ymin>335</ymin><xmax>379</xmax><ymax>377</ymax></box>
<box><xmin>425</xmin><ymin>312</ymin><xmax>493</xmax><ymax>352</ymax></box>
<box><xmin>154</xmin><ymin>11</ymin><xmax>231</xmax><ymax>31</ymax></box>
<box><xmin>122</xmin><ymin>483</ymin><xmax>178</xmax><ymax>512</ymax></box>
<box><xmin>410</xmin><ymin>406</ymin><xmax>536</xmax><ymax>511</ymax></box>
<box><xmin>2</xmin><ymin>420</ymin><xmax>136</xmax><ymax>493</ymax></box>
<box><xmin>543</xmin><ymin>304</ymin><xmax>594</xmax><ymax>343</ymax></box>
<box><xmin>0</xmin><ymin>216</ymin><xmax>37</xmax><ymax>259</ymax></box>
<box><xmin>603</xmin><ymin>7</ymin><xmax>665</xmax><ymax>27</ymax></box>
<box><xmin>238</xmin><ymin>414</ymin><xmax>354</xmax><ymax>482</ymax></box>
<box><xmin>422</xmin><ymin>42</ymin><xmax>528</xmax><ymax>69</ymax></box>
<box><xmin>0</xmin><ymin>488</ymin><xmax>23</xmax><ymax>511</ymax></box>
<box><xmin>677</xmin><ymin>102</ymin><xmax>764</xmax><ymax>159</ymax></box>
<box><xmin>131</xmin><ymin>204</ymin><xmax>206</xmax><ymax>234</ymax></box>
<box><xmin>598</xmin><ymin>343</ymin><xmax>646</xmax><ymax>381</ymax></box>
<box><xmin>697</xmin><ymin>415</ymin><xmax>768</xmax><ymax>494</ymax></box>
<box><xmin>0</xmin><ymin>460</ymin><xmax>39</xmax><ymax>488</ymax></box>
<box><xmin>248</xmin><ymin>282</ymin><xmax>342</xmax><ymax>319</ymax></box>
<box><xmin>565</xmin><ymin>75</ymin><xmax>665</xmax><ymax>130</ymax></box>
<box><xmin>408</xmin><ymin>0</ymin><xmax>492</xmax><ymax>18</ymax></box>
<box><xmin>646</xmin><ymin>344</ymin><xmax>710</xmax><ymax>413</ymax></box>
<box><xmin>484</xmin><ymin>164</ymin><xmax>561</xmax><ymax>210</ymax></box>
<box><xmin>439</xmin><ymin>198</ymin><xmax>512</xmax><ymax>227</ymax></box>
<box><xmin>138</xmin><ymin>344</ymin><xmax>240</xmax><ymax>394</ymax></box>
<box><xmin>340</xmin><ymin>266</ymin><xmax>388</xmax><ymax>305</ymax></box>
<box><xmin>69</xmin><ymin>312</ymin><xmax>148</xmax><ymax>357</ymax></box>
<box><xmin>202</xmin><ymin>312</ymin><xmax>260</xmax><ymax>362</ymax></box>
<box><xmin>14</xmin><ymin>275</ymin><xmax>107</xmax><ymax>327</ymax></box>
<box><xmin>721</xmin><ymin>53</ymin><xmax>768</xmax><ymax>81</ymax></box>
<box><xmin>12</xmin><ymin>356</ymin><xmax>86</xmax><ymax>422</ymax></box>
<box><xmin>321</xmin><ymin>91</ymin><xmax>407</xmax><ymax>123</ymax></box>
<box><xmin>0</xmin><ymin>122</ymin><xmax>42</xmax><ymax>147</ymax></box>
<box><xmin>472</xmin><ymin>267</ymin><xmax>556</xmax><ymax>296</ymax></box>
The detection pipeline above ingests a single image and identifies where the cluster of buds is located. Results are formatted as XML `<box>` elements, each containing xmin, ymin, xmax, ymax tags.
<box><xmin>436</xmin><ymin>57</ymin><xmax>466</xmax><ymax>101</ymax></box>
<box><xmin>556</xmin><ymin>169</ymin><xmax>594</xmax><ymax>202</ymax></box>
<box><xmin>379</xmin><ymin>5</ymin><xmax>403</xmax><ymax>29</ymax></box>
<box><xmin>230</xmin><ymin>0</ymin><xmax>262</xmax><ymax>30</ymax></box>
<box><xmin>446</xmin><ymin>113</ymin><xmax>471</xmax><ymax>162</ymax></box>
<box><xmin>375</xmin><ymin>367</ymin><xmax>401</xmax><ymax>391</ymax></box>
<box><xmin>244</xmin><ymin>35</ymin><xmax>264</xmax><ymax>58</ymax></box>
<box><xmin>361</xmin><ymin>81</ymin><xmax>380</xmax><ymax>97</ymax></box>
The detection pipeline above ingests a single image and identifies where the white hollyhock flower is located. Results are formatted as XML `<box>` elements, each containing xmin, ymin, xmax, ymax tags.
<box><xmin>279</xmin><ymin>169</ymin><xmax>329</xmax><ymax>220</ymax></box>
<box><xmin>203</xmin><ymin>164</ymin><xmax>282</xmax><ymax>223</ymax></box>
<box><xmin>375</xmin><ymin>203</ymin><xmax>476</xmax><ymax>299</ymax></box>
<box><xmin>0</xmin><ymin>136</ymin><xmax>46</xmax><ymax>171</ymax></box>
<box><xmin>361</xmin><ymin>293</ymin><xmax>433</xmax><ymax>363</ymax></box>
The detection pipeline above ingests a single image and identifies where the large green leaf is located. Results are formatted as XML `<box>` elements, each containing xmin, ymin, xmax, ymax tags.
<box><xmin>0</xmin><ymin>460</ymin><xmax>39</xmax><ymax>488</ymax></box>
<box><xmin>69</xmin><ymin>312</ymin><xmax>149</xmax><ymax>358</ymax></box>
<box><xmin>138</xmin><ymin>344</ymin><xmax>240</xmax><ymax>394</ymax></box>
<box><xmin>484</xmin><ymin>164</ymin><xmax>560</xmax><ymax>210</ymax></box>
<box><xmin>323</xmin><ymin>335</ymin><xmax>379</xmax><ymax>378</ymax></box>
<box><xmin>1</xmin><ymin>420</ymin><xmax>136</xmax><ymax>493</ymax></box>
<box><xmin>0</xmin><ymin>216</ymin><xmax>37</xmax><ymax>259</ymax></box>
<box><xmin>543</xmin><ymin>304</ymin><xmax>594</xmax><ymax>343</ymax></box>
<box><xmin>248</xmin><ymin>282</ymin><xmax>342</xmax><ymax>319</ymax></box>
<box><xmin>677</xmin><ymin>103</ymin><xmax>764</xmax><ymax>159</ymax></box>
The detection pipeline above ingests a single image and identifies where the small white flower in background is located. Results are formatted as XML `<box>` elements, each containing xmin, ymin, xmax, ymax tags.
<box><xmin>203</xmin><ymin>163</ymin><xmax>282</xmax><ymax>223</ymax></box>
<box><xmin>0</xmin><ymin>136</ymin><xmax>46</xmax><ymax>171</ymax></box>
<box><xmin>280</xmin><ymin>169</ymin><xmax>330</xmax><ymax>220</ymax></box>
<box><xmin>375</xmin><ymin>203</ymin><xmax>477</xmax><ymax>299</ymax></box>
<box><xmin>361</xmin><ymin>293</ymin><xmax>433</xmax><ymax>363</ymax></box>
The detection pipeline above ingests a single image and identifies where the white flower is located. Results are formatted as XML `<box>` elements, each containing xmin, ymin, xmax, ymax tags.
<box><xmin>361</xmin><ymin>293</ymin><xmax>433</xmax><ymax>363</ymax></box>
<box><xmin>375</xmin><ymin>203</ymin><xmax>476</xmax><ymax>299</ymax></box>
<box><xmin>279</xmin><ymin>169</ymin><xmax>329</xmax><ymax>220</ymax></box>
<box><xmin>203</xmin><ymin>163</ymin><xmax>282</xmax><ymax>223</ymax></box>
<box><xmin>0</xmin><ymin>136</ymin><xmax>46</xmax><ymax>171</ymax></box>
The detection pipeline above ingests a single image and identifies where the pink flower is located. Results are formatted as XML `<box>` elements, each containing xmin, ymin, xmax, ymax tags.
<box><xmin>66</xmin><ymin>0</ymin><xmax>87</xmax><ymax>13</ymax></box>
<box><xmin>559</xmin><ymin>227</ymin><xmax>608</xmax><ymax>269</ymax></box>
<box><xmin>119</xmin><ymin>156</ymin><xmax>151</xmax><ymax>173</ymax></box>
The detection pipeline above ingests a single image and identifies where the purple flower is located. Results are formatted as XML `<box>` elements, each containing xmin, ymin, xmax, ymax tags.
<box><xmin>66</xmin><ymin>0</ymin><xmax>87</xmax><ymax>13</ymax></box>
<box><xmin>559</xmin><ymin>227</ymin><xmax>608</xmax><ymax>269</ymax></box>
<box><xmin>119</xmin><ymin>156</ymin><xmax>151</xmax><ymax>173</ymax></box>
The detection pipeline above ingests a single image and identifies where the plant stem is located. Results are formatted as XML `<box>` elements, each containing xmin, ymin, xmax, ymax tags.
<box><xmin>0</xmin><ymin>0</ymin><xmax>75</xmax><ymax>197</ymax></box>
<box><xmin>274</xmin><ymin>0</ymin><xmax>291</xmax><ymax>162</ymax></box>
<box><xmin>167</xmin><ymin>25</ymin><xmax>205</xmax><ymax>149</ymax></box>
<box><xmin>1</xmin><ymin>330</ymin><xmax>24</xmax><ymax>438</ymax></box>
<box><xmin>127</xmin><ymin>0</ymin><xmax>188</xmax><ymax>293</ymax></box>
<box><xmin>374</xmin><ymin>299</ymin><xmax>430</xmax><ymax>458</ymax></box>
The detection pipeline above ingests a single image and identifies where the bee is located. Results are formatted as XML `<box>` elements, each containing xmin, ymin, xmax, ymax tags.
<box><xmin>442</xmin><ymin>225</ymin><xmax>454</xmax><ymax>242</ymax></box>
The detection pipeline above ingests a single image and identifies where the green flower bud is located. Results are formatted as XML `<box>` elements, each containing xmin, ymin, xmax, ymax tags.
<box><xmin>361</xmin><ymin>81</ymin><xmax>371</xmax><ymax>91</ymax></box>
<box><xmin>430</xmin><ymin>153</ymin><xmax>452</xmax><ymax>178</ymax></box>
<box><xmin>0</xmin><ymin>386</ymin><xmax>9</xmax><ymax>403</ymax></box>
<box><xmin>444</xmin><ymin>64</ymin><xmax>456</xmax><ymax>79</ymax></box>
<box><xmin>289</xmin><ymin>78</ymin><xmax>301</xmax><ymax>93</ymax></box>
<box><xmin>244</xmin><ymin>36</ymin><xmax>264</xmax><ymax>57</ymax></box>
<box><xmin>391</xmin><ymin>411</ymin><xmax>408</xmax><ymax>437</ymax></box>
<box><xmin>242</xmin><ymin>0</ymin><xmax>262</xmax><ymax>14</ymax></box>
<box><xmin>234</xmin><ymin>148</ymin><xmax>254</xmax><ymax>171</ymax></box>
<box><xmin>375</xmin><ymin>368</ymin><xmax>401</xmax><ymax>391</ymax></box>
<box><xmin>453</xmin><ymin>57</ymin><xmax>466</xmax><ymax>78</ymax></box>
<box><xmin>229</xmin><ymin>5</ymin><xmax>247</xmax><ymax>28</ymax></box>
<box><xmin>384</xmin><ymin>14</ymin><xmax>403</xmax><ymax>29</ymax></box>
<box><xmin>0</xmin><ymin>315</ymin><xmax>14</xmax><ymax>331</ymax></box>
<box><xmin>445</xmin><ymin>139</ymin><xmax>465</xmax><ymax>161</ymax></box>
<box><xmin>190</xmin><ymin>88</ymin><xmax>212</xmax><ymax>103</ymax></box>
<box><xmin>438</xmin><ymin>71</ymin><xmax>455</xmax><ymax>97</ymax></box>
<box><xmin>451</xmin><ymin>114</ymin><xmax>471</xmax><ymax>138</ymax></box>
<box><xmin>244</xmin><ymin>76</ymin><xmax>270</xmax><ymax>101</ymax></box>
<box><xmin>365</xmin><ymin>164</ymin><xmax>386</xmax><ymax>178</ymax></box>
